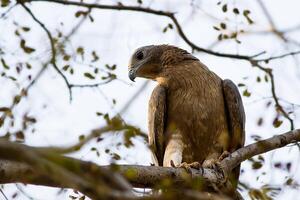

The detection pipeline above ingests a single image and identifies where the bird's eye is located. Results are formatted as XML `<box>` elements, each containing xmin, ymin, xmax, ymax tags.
<box><xmin>136</xmin><ymin>51</ymin><xmax>144</xmax><ymax>60</ymax></box>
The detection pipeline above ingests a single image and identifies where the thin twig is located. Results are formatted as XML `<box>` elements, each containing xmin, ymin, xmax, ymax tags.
<box><xmin>120</xmin><ymin>80</ymin><xmax>150</xmax><ymax>115</ymax></box>
<box><xmin>21</xmin><ymin>3</ymin><xmax>73</xmax><ymax>101</ymax></box>
<box><xmin>38</xmin><ymin>123</ymin><xmax>147</xmax><ymax>154</ymax></box>
<box><xmin>0</xmin><ymin>188</ymin><xmax>8</xmax><ymax>200</ymax></box>
<box><xmin>28</xmin><ymin>0</ymin><xmax>263</xmax><ymax>60</ymax></box>
<box><xmin>0</xmin><ymin>3</ymin><xmax>17</xmax><ymax>19</ymax></box>
<box><xmin>250</xmin><ymin>61</ymin><xmax>294</xmax><ymax>130</ymax></box>
<box><xmin>70</xmin><ymin>78</ymin><xmax>115</xmax><ymax>88</ymax></box>
<box><xmin>255</xmin><ymin>50</ymin><xmax>300</xmax><ymax>62</ymax></box>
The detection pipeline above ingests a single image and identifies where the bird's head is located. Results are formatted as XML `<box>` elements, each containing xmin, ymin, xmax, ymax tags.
<box><xmin>128</xmin><ymin>45</ymin><xmax>198</xmax><ymax>82</ymax></box>
<box><xmin>128</xmin><ymin>45</ymin><xmax>162</xmax><ymax>81</ymax></box>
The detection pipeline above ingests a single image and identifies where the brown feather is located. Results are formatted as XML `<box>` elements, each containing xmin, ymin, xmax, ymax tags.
<box><xmin>222</xmin><ymin>79</ymin><xmax>245</xmax><ymax>187</ymax></box>
<box><xmin>129</xmin><ymin>44</ymin><xmax>245</xmax><ymax>188</ymax></box>
<box><xmin>148</xmin><ymin>85</ymin><xmax>167</xmax><ymax>166</ymax></box>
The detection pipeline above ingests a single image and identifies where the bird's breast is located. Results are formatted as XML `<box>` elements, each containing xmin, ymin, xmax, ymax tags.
<box><xmin>165</xmin><ymin>82</ymin><xmax>227</xmax><ymax>163</ymax></box>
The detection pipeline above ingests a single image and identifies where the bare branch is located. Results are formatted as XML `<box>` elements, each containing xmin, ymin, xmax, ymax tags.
<box><xmin>70</xmin><ymin>78</ymin><xmax>115</xmax><ymax>89</ymax></box>
<box><xmin>250</xmin><ymin>61</ymin><xmax>294</xmax><ymax>130</ymax></box>
<box><xmin>120</xmin><ymin>80</ymin><xmax>150</xmax><ymax>115</ymax></box>
<box><xmin>221</xmin><ymin>129</ymin><xmax>300</xmax><ymax>173</ymax></box>
<box><xmin>27</xmin><ymin>0</ymin><xmax>263</xmax><ymax>60</ymax></box>
<box><xmin>21</xmin><ymin>3</ymin><xmax>73</xmax><ymax>101</ymax></box>
<box><xmin>38</xmin><ymin>123</ymin><xmax>147</xmax><ymax>154</ymax></box>
<box><xmin>0</xmin><ymin>3</ymin><xmax>17</xmax><ymax>19</ymax></box>
<box><xmin>255</xmin><ymin>50</ymin><xmax>300</xmax><ymax>62</ymax></box>
<box><xmin>256</xmin><ymin>0</ymin><xmax>288</xmax><ymax>42</ymax></box>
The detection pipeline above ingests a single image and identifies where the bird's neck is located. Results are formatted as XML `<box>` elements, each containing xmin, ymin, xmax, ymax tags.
<box><xmin>156</xmin><ymin>64</ymin><xmax>207</xmax><ymax>90</ymax></box>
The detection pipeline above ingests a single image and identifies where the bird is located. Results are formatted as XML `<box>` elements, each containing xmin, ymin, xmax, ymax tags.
<box><xmin>128</xmin><ymin>44</ymin><xmax>245</xmax><ymax>189</ymax></box>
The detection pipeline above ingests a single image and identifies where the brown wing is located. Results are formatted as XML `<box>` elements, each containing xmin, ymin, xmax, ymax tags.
<box><xmin>148</xmin><ymin>85</ymin><xmax>167</xmax><ymax>166</ymax></box>
<box><xmin>222</xmin><ymin>79</ymin><xmax>245</xmax><ymax>187</ymax></box>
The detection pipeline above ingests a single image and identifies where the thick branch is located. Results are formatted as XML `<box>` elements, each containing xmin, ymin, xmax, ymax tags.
<box><xmin>0</xmin><ymin>129</ymin><xmax>299</xmax><ymax>192</ymax></box>
<box><xmin>0</xmin><ymin>140</ymin><xmax>134</xmax><ymax>200</ymax></box>
<box><xmin>221</xmin><ymin>129</ymin><xmax>300</xmax><ymax>173</ymax></box>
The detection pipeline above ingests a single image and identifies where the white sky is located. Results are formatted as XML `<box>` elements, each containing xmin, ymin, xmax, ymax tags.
<box><xmin>1</xmin><ymin>0</ymin><xmax>300</xmax><ymax>199</ymax></box>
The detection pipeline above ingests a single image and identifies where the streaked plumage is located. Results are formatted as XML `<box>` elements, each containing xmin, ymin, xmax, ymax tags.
<box><xmin>128</xmin><ymin>45</ymin><xmax>245</xmax><ymax>187</ymax></box>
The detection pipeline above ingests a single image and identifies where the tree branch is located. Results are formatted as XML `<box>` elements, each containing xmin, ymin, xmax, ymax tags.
<box><xmin>0</xmin><ymin>140</ymin><xmax>135</xmax><ymax>200</ymax></box>
<box><xmin>26</xmin><ymin>0</ymin><xmax>263</xmax><ymax>60</ymax></box>
<box><xmin>38</xmin><ymin>122</ymin><xmax>147</xmax><ymax>154</ymax></box>
<box><xmin>21</xmin><ymin>3</ymin><xmax>73</xmax><ymax>101</ymax></box>
<box><xmin>0</xmin><ymin>129</ymin><xmax>299</xmax><ymax>198</ymax></box>
<box><xmin>250</xmin><ymin>61</ymin><xmax>294</xmax><ymax>130</ymax></box>
<box><xmin>221</xmin><ymin>129</ymin><xmax>300</xmax><ymax>174</ymax></box>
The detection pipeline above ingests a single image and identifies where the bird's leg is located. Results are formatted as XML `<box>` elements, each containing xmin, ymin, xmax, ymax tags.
<box><xmin>218</xmin><ymin>151</ymin><xmax>230</xmax><ymax>161</ymax></box>
<box><xmin>202</xmin><ymin>151</ymin><xmax>231</xmax><ymax>182</ymax></box>
<box><xmin>171</xmin><ymin>160</ymin><xmax>202</xmax><ymax>173</ymax></box>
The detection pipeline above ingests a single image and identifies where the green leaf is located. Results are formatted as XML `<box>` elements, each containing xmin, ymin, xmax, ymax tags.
<box><xmin>70</xmin><ymin>68</ymin><xmax>74</xmax><ymax>75</ymax></box>
<box><xmin>264</xmin><ymin>74</ymin><xmax>269</xmax><ymax>82</ymax></box>
<box><xmin>105</xmin><ymin>64</ymin><xmax>117</xmax><ymax>71</ymax></box>
<box><xmin>20</xmin><ymin>39</ymin><xmax>35</xmax><ymax>54</ymax></box>
<box><xmin>0</xmin><ymin>107</ymin><xmax>10</xmax><ymax>112</ymax></box>
<box><xmin>273</xmin><ymin>118</ymin><xmax>283</xmax><ymax>128</ymax></box>
<box><xmin>252</xmin><ymin>161</ymin><xmax>262</xmax><ymax>169</ymax></box>
<box><xmin>243</xmin><ymin>89</ymin><xmax>251</xmax><ymax>97</ymax></box>
<box><xmin>75</xmin><ymin>11</ymin><xmax>88</xmax><ymax>18</ymax></box>
<box><xmin>22</xmin><ymin>27</ymin><xmax>30</xmax><ymax>32</ymax></box>
<box><xmin>256</xmin><ymin>76</ymin><xmax>261</xmax><ymax>82</ymax></box>
<box><xmin>62</xmin><ymin>65</ymin><xmax>70</xmax><ymax>71</ymax></box>
<box><xmin>79</xmin><ymin>196</ymin><xmax>86</xmax><ymax>200</ymax></box>
<box><xmin>84</xmin><ymin>72</ymin><xmax>95</xmax><ymax>79</ymax></box>
<box><xmin>243</xmin><ymin>10</ymin><xmax>254</xmax><ymax>24</ymax></box>
<box><xmin>217</xmin><ymin>34</ymin><xmax>223</xmax><ymax>41</ymax></box>
<box><xmin>213</xmin><ymin>26</ymin><xmax>220</xmax><ymax>31</ymax></box>
<box><xmin>162</xmin><ymin>27</ymin><xmax>168</xmax><ymax>33</ymax></box>
<box><xmin>0</xmin><ymin>0</ymin><xmax>10</xmax><ymax>7</ymax></box>
<box><xmin>222</xmin><ymin>4</ymin><xmax>227</xmax><ymax>12</ymax></box>
<box><xmin>13</xmin><ymin>95</ymin><xmax>22</xmax><ymax>104</ymax></box>
<box><xmin>91</xmin><ymin>147</ymin><xmax>100</xmax><ymax>157</ymax></box>
<box><xmin>76</xmin><ymin>47</ymin><xmax>84</xmax><ymax>55</ymax></box>
<box><xmin>1</xmin><ymin>58</ymin><xmax>9</xmax><ymax>69</ymax></box>
<box><xmin>26</xmin><ymin>63</ymin><xmax>32</xmax><ymax>69</ymax></box>
<box><xmin>78</xmin><ymin>135</ymin><xmax>85</xmax><ymax>141</ymax></box>
<box><xmin>220</xmin><ymin>22</ymin><xmax>226</xmax><ymax>29</ymax></box>
<box><xmin>230</xmin><ymin>32</ymin><xmax>237</xmax><ymax>39</ymax></box>
<box><xmin>63</xmin><ymin>55</ymin><xmax>71</xmax><ymax>61</ymax></box>
<box><xmin>233</xmin><ymin>8</ymin><xmax>240</xmax><ymax>15</ymax></box>
<box><xmin>15</xmin><ymin>131</ymin><xmax>25</xmax><ymax>141</ymax></box>
<box><xmin>96</xmin><ymin>112</ymin><xmax>103</xmax><ymax>116</ymax></box>
<box><xmin>112</xmin><ymin>153</ymin><xmax>121</xmax><ymax>160</ymax></box>
<box><xmin>91</xmin><ymin>51</ymin><xmax>99</xmax><ymax>62</ymax></box>
<box><xmin>257</xmin><ymin>117</ymin><xmax>263</xmax><ymax>126</ymax></box>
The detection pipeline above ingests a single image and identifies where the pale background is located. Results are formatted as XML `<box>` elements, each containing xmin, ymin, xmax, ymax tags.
<box><xmin>1</xmin><ymin>0</ymin><xmax>300</xmax><ymax>199</ymax></box>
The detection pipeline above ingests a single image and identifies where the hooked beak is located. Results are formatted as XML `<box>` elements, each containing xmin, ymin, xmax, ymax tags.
<box><xmin>128</xmin><ymin>68</ymin><xmax>136</xmax><ymax>82</ymax></box>
<box><xmin>128</xmin><ymin>57</ymin><xmax>150</xmax><ymax>82</ymax></box>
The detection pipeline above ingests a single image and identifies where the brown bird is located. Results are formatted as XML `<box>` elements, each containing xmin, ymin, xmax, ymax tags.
<box><xmin>128</xmin><ymin>44</ymin><xmax>245</xmax><ymax>188</ymax></box>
